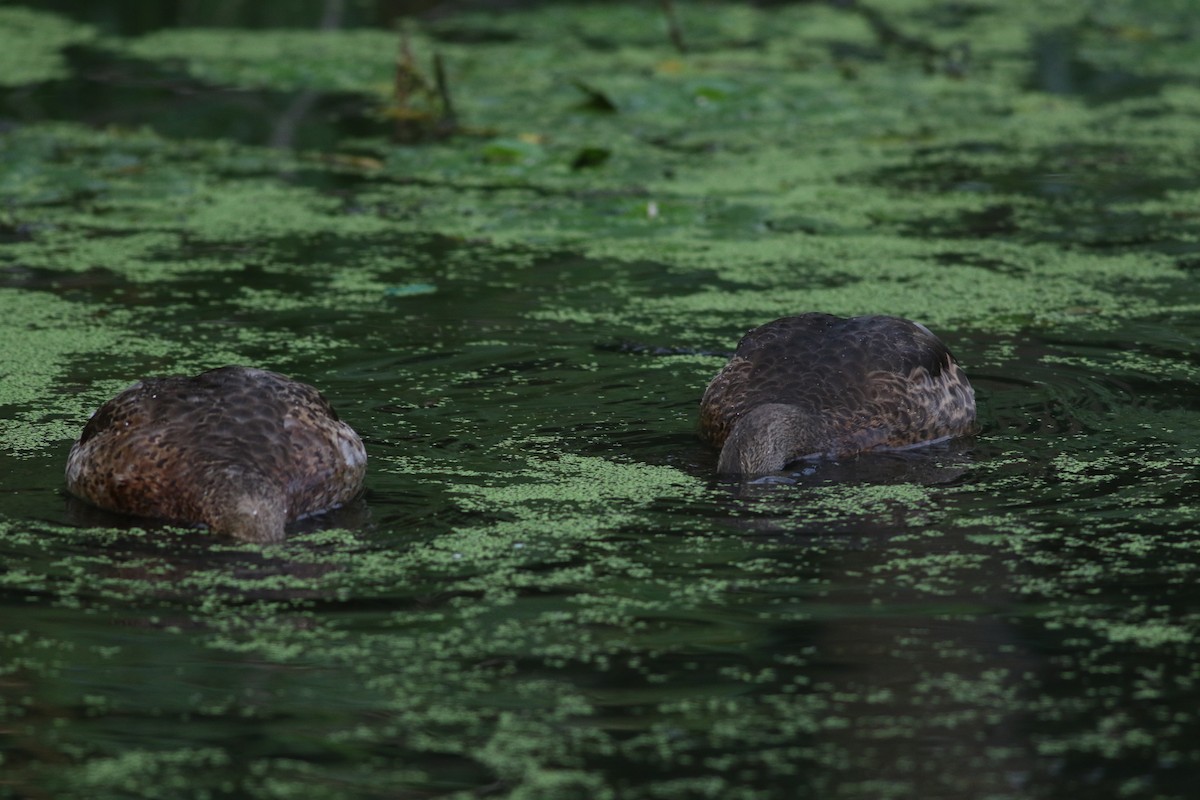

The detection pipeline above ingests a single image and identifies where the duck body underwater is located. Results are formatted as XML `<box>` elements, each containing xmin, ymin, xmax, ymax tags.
<box><xmin>66</xmin><ymin>366</ymin><xmax>366</xmax><ymax>543</ymax></box>
<box><xmin>701</xmin><ymin>314</ymin><xmax>977</xmax><ymax>474</ymax></box>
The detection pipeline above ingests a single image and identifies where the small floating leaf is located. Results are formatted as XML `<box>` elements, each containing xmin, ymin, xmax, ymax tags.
<box><xmin>693</xmin><ymin>85</ymin><xmax>728</xmax><ymax>103</ymax></box>
<box><xmin>571</xmin><ymin>78</ymin><xmax>618</xmax><ymax>112</ymax></box>
<box><xmin>384</xmin><ymin>283</ymin><xmax>437</xmax><ymax>297</ymax></box>
<box><xmin>480</xmin><ymin>137</ymin><xmax>542</xmax><ymax>165</ymax></box>
<box><xmin>570</xmin><ymin>147</ymin><xmax>611</xmax><ymax>170</ymax></box>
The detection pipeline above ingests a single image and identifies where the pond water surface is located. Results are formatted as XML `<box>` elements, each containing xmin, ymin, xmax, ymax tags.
<box><xmin>3</xmin><ymin>3</ymin><xmax>1200</xmax><ymax>799</ymax></box>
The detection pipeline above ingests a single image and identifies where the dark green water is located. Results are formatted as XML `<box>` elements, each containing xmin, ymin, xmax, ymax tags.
<box><xmin>4</xmin><ymin>2</ymin><xmax>1200</xmax><ymax>798</ymax></box>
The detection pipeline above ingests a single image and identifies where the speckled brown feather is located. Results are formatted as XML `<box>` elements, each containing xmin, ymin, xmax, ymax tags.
<box><xmin>700</xmin><ymin>314</ymin><xmax>976</xmax><ymax>472</ymax></box>
<box><xmin>66</xmin><ymin>366</ymin><xmax>367</xmax><ymax>542</ymax></box>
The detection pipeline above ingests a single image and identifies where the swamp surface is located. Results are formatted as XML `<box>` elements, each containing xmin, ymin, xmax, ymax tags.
<box><xmin>3</xmin><ymin>1</ymin><xmax>1200</xmax><ymax>798</ymax></box>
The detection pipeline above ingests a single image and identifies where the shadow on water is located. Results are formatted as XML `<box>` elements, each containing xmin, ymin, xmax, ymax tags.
<box><xmin>0</xmin><ymin>45</ymin><xmax>388</xmax><ymax>149</ymax></box>
<box><xmin>1029</xmin><ymin>27</ymin><xmax>1171</xmax><ymax>104</ymax></box>
<box><xmin>62</xmin><ymin>492</ymin><xmax>375</xmax><ymax>547</ymax></box>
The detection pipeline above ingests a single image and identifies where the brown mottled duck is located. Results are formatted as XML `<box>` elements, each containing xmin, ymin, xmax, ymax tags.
<box><xmin>66</xmin><ymin>366</ymin><xmax>367</xmax><ymax>543</ymax></box>
<box><xmin>700</xmin><ymin>314</ymin><xmax>976</xmax><ymax>474</ymax></box>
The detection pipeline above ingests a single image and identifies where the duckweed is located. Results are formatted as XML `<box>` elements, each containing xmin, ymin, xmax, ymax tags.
<box><xmin>4</xmin><ymin>2</ymin><xmax>1200</xmax><ymax>799</ymax></box>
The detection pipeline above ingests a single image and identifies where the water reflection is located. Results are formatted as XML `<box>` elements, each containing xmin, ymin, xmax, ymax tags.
<box><xmin>1030</xmin><ymin>28</ymin><xmax>1169</xmax><ymax>104</ymax></box>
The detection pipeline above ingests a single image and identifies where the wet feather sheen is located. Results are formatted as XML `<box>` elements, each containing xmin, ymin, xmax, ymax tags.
<box><xmin>66</xmin><ymin>366</ymin><xmax>367</xmax><ymax>542</ymax></box>
<box><xmin>700</xmin><ymin>314</ymin><xmax>977</xmax><ymax>474</ymax></box>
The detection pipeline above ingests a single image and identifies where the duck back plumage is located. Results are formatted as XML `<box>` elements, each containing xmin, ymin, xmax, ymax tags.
<box><xmin>700</xmin><ymin>314</ymin><xmax>976</xmax><ymax>472</ymax></box>
<box><xmin>66</xmin><ymin>366</ymin><xmax>366</xmax><ymax>541</ymax></box>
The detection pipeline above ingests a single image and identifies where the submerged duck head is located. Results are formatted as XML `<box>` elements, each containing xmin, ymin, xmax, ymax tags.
<box><xmin>714</xmin><ymin>403</ymin><xmax>828</xmax><ymax>475</ymax></box>
<box><xmin>66</xmin><ymin>366</ymin><xmax>367</xmax><ymax>543</ymax></box>
<box><xmin>700</xmin><ymin>314</ymin><xmax>976</xmax><ymax>474</ymax></box>
<box><xmin>198</xmin><ymin>468</ymin><xmax>291</xmax><ymax>543</ymax></box>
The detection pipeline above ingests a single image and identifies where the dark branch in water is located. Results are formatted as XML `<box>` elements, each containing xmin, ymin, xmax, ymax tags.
<box><xmin>851</xmin><ymin>1</ymin><xmax>941</xmax><ymax>58</ymax></box>
<box><xmin>836</xmin><ymin>0</ymin><xmax>971</xmax><ymax>77</ymax></box>
<box><xmin>660</xmin><ymin>0</ymin><xmax>687</xmax><ymax>54</ymax></box>
<box><xmin>394</xmin><ymin>26</ymin><xmax>427</xmax><ymax>100</ymax></box>
<box><xmin>433</xmin><ymin>52</ymin><xmax>457</xmax><ymax>133</ymax></box>
<box><xmin>391</xmin><ymin>25</ymin><xmax>460</xmax><ymax>141</ymax></box>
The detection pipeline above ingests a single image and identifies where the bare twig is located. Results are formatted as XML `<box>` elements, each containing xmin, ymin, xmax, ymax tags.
<box><xmin>660</xmin><ymin>0</ymin><xmax>687</xmax><ymax>54</ymax></box>
<box><xmin>433</xmin><ymin>52</ymin><xmax>457</xmax><ymax>132</ymax></box>
<box><xmin>839</xmin><ymin>0</ymin><xmax>970</xmax><ymax>77</ymax></box>
<box><xmin>391</xmin><ymin>25</ymin><xmax>459</xmax><ymax>140</ymax></box>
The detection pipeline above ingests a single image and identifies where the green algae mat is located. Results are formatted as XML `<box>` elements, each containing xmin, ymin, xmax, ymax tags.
<box><xmin>4</xmin><ymin>2</ymin><xmax>1200</xmax><ymax>797</ymax></box>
